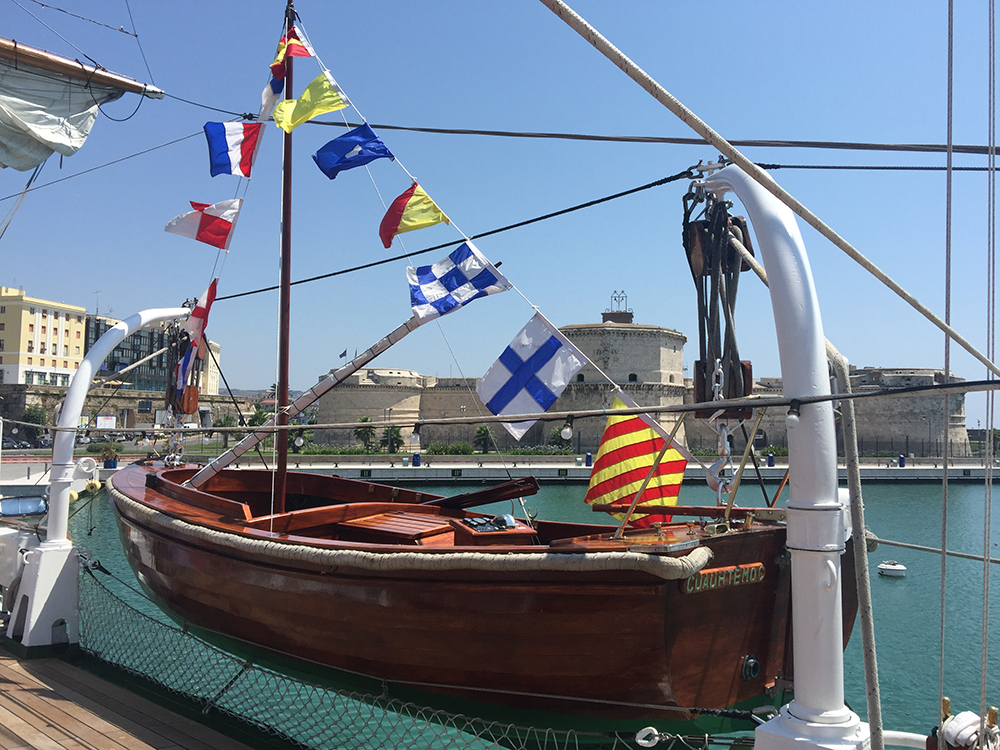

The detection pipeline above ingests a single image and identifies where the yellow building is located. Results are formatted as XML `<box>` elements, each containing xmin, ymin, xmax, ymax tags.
<box><xmin>0</xmin><ymin>286</ymin><xmax>87</xmax><ymax>387</ymax></box>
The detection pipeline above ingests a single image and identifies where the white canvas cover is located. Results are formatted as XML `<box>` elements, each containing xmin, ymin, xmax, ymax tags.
<box><xmin>0</xmin><ymin>57</ymin><xmax>124</xmax><ymax>171</ymax></box>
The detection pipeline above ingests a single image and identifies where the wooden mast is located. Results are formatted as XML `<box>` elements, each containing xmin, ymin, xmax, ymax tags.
<box><xmin>274</xmin><ymin>0</ymin><xmax>295</xmax><ymax>514</ymax></box>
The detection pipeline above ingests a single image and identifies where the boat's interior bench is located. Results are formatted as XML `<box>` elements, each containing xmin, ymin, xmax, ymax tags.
<box><xmin>244</xmin><ymin>502</ymin><xmax>538</xmax><ymax>547</ymax></box>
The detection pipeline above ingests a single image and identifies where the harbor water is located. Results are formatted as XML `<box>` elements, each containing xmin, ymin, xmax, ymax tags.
<box><xmin>68</xmin><ymin>477</ymin><xmax>1000</xmax><ymax>739</ymax></box>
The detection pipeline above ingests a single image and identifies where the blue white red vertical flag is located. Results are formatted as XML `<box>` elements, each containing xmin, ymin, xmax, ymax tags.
<box><xmin>260</xmin><ymin>76</ymin><xmax>283</xmax><ymax>120</ymax></box>
<box><xmin>175</xmin><ymin>347</ymin><xmax>196</xmax><ymax>395</ymax></box>
<box><xmin>164</xmin><ymin>199</ymin><xmax>242</xmax><ymax>250</ymax></box>
<box><xmin>204</xmin><ymin>122</ymin><xmax>264</xmax><ymax>178</ymax></box>
<box><xmin>407</xmin><ymin>241</ymin><xmax>511</xmax><ymax>324</ymax></box>
<box><xmin>476</xmin><ymin>313</ymin><xmax>587</xmax><ymax>440</ymax></box>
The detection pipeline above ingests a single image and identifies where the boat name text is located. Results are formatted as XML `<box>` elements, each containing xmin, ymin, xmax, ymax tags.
<box><xmin>681</xmin><ymin>563</ymin><xmax>765</xmax><ymax>594</ymax></box>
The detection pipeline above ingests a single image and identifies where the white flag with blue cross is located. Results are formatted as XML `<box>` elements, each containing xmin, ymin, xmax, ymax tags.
<box><xmin>407</xmin><ymin>241</ymin><xmax>511</xmax><ymax>323</ymax></box>
<box><xmin>477</xmin><ymin>313</ymin><xmax>587</xmax><ymax>440</ymax></box>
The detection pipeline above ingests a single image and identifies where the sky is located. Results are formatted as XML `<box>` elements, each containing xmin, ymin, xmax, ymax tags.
<box><xmin>2</xmin><ymin>1</ymin><xmax>998</xmax><ymax>426</ymax></box>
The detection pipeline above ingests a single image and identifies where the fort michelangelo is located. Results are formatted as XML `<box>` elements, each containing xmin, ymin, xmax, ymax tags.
<box><xmin>315</xmin><ymin>303</ymin><xmax>970</xmax><ymax>457</ymax></box>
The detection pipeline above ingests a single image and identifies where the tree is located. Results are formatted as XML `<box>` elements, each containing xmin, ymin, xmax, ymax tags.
<box><xmin>248</xmin><ymin>408</ymin><xmax>270</xmax><ymax>427</ymax></box>
<box><xmin>549</xmin><ymin>425</ymin><xmax>572</xmax><ymax>450</ymax></box>
<box><xmin>21</xmin><ymin>405</ymin><xmax>47</xmax><ymax>442</ymax></box>
<box><xmin>474</xmin><ymin>425</ymin><xmax>495</xmax><ymax>454</ymax></box>
<box><xmin>216</xmin><ymin>413</ymin><xmax>237</xmax><ymax>448</ymax></box>
<box><xmin>380</xmin><ymin>425</ymin><xmax>403</xmax><ymax>454</ymax></box>
<box><xmin>354</xmin><ymin>416</ymin><xmax>376</xmax><ymax>450</ymax></box>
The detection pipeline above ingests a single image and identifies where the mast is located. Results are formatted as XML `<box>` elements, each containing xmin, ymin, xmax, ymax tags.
<box><xmin>275</xmin><ymin>0</ymin><xmax>295</xmax><ymax>514</ymax></box>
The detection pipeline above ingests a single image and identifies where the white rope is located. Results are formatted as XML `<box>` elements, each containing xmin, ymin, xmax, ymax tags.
<box><xmin>108</xmin><ymin>479</ymin><xmax>713</xmax><ymax>580</ymax></box>
<box><xmin>940</xmin><ymin>0</ymin><xmax>955</xmax><ymax>726</ymax></box>
<box><xmin>981</xmin><ymin>0</ymin><xmax>997</xmax><ymax>726</ymax></box>
<box><xmin>537</xmin><ymin>0</ymin><xmax>1000</xmax><ymax>379</ymax></box>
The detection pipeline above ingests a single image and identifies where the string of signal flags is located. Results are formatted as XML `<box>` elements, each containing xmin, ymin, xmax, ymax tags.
<box><xmin>164</xmin><ymin>23</ymin><xmax>450</xmax><ymax>253</ymax></box>
<box><xmin>159</xmin><ymin>19</ymin><xmax>697</xmax><ymax>457</ymax></box>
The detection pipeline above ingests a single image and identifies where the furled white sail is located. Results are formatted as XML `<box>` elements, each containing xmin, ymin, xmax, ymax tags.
<box><xmin>0</xmin><ymin>56</ymin><xmax>125</xmax><ymax>170</ymax></box>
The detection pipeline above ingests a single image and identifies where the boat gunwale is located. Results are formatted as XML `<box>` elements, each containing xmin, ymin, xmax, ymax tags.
<box><xmin>108</xmin><ymin>466</ymin><xmax>725</xmax><ymax>580</ymax></box>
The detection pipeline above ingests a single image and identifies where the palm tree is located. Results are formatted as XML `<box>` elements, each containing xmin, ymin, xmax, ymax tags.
<box><xmin>474</xmin><ymin>425</ymin><xmax>495</xmax><ymax>454</ymax></box>
<box><xmin>380</xmin><ymin>426</ymin><xmax>403</xmax><ymax>454</ymax></box>
<box><xmin>354</xmin><ymin>416</ymin><xmax>376</xmax><ymax>451</ymax></box>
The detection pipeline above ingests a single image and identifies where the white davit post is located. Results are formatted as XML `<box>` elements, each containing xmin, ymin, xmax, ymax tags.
<box><xmin>3</xmin><ymin>307</ymin><xmax>188</xmax><ymax>652</ymax></box>
<box><xmin>701</xmin><ymin>166</ymin><xmax>870</xmax><ymax>750</ymax></box>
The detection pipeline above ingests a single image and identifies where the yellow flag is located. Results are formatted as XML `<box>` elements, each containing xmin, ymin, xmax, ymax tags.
<box><xmin>272</xmin><ymin>71</ymin><xmax>349</xmax><ymax>133</ymax></box>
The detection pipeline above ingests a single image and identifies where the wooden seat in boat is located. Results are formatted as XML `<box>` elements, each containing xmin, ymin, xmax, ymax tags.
<box><xmin>337</xmin><ymin>510</ymin><xmax>456</xmax><ymax>546</ymax></box>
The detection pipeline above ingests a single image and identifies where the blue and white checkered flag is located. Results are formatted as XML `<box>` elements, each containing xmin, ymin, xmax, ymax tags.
<box><xmin>407</xmin><ymin>241</ymin><xmax>511</xmax><ymax>323</ymax></box>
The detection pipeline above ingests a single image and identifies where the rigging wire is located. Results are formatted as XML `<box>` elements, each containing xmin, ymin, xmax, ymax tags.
<box><xmin>122</xmin><ymin>0</ymin><xmax>154</xmax><ymax>84</ymax></box>
<box><xmin>214</xmin><ymin>167</ymin><xmax>697</xmax><ymax>303</ymax></box>
<box><xmin>8</xmin><ymin>0</ymin><xmax>100</xmax><ymax>67</ymax></box>
<box><xmin>0</xmin><ymin>131</ymin><xmax>204</xmax><ymax>204</ymax></box>
<box><xmin>308</xmin><ymin>119</ymin><xmax>1000</xmax><ymax>156</ymax></box>
<box><xmin>21</xmin><ymin>0</ymin><xmax>138</xmax><ymax>36</ymax></box>
<box><xmin>162</xmin><ymin>92</ymin><xmax>250</xmax><ymax>118</ymax></box>
<box><xmin>2</xmin><ymin>125</ymin><xmax>999</xmax><ymax>208</ymax></box>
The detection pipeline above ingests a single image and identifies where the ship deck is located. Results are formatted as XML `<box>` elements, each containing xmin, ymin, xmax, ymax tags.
<box><xmin>0</xmin><ymin>648</ymin><xmax>254</xmax><ymax>750</ymax></box>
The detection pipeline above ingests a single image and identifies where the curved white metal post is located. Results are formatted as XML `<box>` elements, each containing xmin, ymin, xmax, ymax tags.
<box><xmin>701</xmin><ymin>168</ymin><xmax>863</xmax><ymax>742</ymax></box>
<box><xmin>48</xmin><ymin>307</ymin><xmax>189</xmax><ymax>543</ymax></box>
<box><xmin>6</xmin><ymin>307</ymin><xmax>187</xmax><ymax>651</ymax></box>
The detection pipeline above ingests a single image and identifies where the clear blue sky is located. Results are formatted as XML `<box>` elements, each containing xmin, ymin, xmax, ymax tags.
<box><xmin>2</xmin><ymin>1</ymin><xmax>996</xmax><ymax>426</ymax></box>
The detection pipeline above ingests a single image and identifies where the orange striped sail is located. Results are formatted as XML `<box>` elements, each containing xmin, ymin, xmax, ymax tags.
<box><xmin>584</xmin><ymin>392</ymin><xmax>690</xmax><ymax>528</ymax></box>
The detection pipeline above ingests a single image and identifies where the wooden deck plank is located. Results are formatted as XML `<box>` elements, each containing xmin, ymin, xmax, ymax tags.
<box><xmin>0</xmin><ymin>719</ymin><xmax>31</xmax><ymax>750</ymax></box>
<box><xmin>0</xmin><ymin>650</ymin><xmax>256</xmax><ymax>750</ymax></box>
<box><xmin>17</xmin><ymin>660</ymin><xmax>245</xmax><ymax>750</ymax></box>
<box><xmin>0</xmin><ymin>701</ymin><xmax>64</xmax><ymax>750</ymax></box>
<box><xmin>0</xmin><ymin>659</ymin><xmax>142</xmax><ymax>749</ymax></box>
<box><xmin>0</xmin><ymin>674</ymin><xmax>138</xmax><ymax>750</ymax></box>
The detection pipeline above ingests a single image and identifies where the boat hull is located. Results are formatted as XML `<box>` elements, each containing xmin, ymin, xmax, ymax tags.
<box><xmin>107</xmin><ymin>464</ymin><xmax>858</xmax><ymax>735</ymax></box>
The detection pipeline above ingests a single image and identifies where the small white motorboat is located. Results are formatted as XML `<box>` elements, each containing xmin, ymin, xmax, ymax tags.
<box><xmin>878</xmin><ymin>560</ymin><xmax>907</xmax><ymax>577</ymax></box>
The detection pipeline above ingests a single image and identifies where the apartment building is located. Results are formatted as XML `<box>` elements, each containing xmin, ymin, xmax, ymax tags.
<box><xmin>0</xmin><ymin>286</ymin><xmax>87</xmax><ymax>387</ymax></box>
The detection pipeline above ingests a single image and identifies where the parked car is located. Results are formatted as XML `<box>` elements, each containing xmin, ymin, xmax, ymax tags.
<box><xmin>2</xmin><ymin>437</ymin><xmax>16</xmax><ymax>449</ymax></box>
<box><xmin>33</xmin><ymin>435</ymin><xmax>52</xmax><ymax>448</ymax></box>
<box><xmin>15</xmin><ymin>441</ymin><xmax>30</xmax><ymax>449</ymax></box>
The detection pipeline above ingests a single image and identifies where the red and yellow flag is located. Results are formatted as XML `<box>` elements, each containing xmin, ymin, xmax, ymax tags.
<box><xmin>379</xmin><ymin>182</ymin><xmax>450</xmax><ymax>248</ymax></box>
<box><xmin>584</xmin><ymin>392</ymin><xmax>690</xmax><ymax>528</ymax></box>
<box><xmin>270</xmin><ymin>26</ymin><xmax>314</xmax><ymax>80</ymax></box>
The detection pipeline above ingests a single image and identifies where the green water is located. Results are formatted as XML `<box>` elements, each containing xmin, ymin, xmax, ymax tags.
<box><xmin>70</xmin><ymin>478</ymin><xmax>1000</xmax><ymax>736</ymax></box>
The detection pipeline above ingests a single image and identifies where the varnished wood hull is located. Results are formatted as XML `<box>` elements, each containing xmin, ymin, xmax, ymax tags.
<box><xmin>108</xmin><ymin>463</ymin><xmax>858</xmax><ymax>735</ymax></box>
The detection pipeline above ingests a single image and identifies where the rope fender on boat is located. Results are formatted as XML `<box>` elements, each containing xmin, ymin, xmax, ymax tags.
<box><xmin>108</xmin><ymin>481</ymin><xmax>713</xmax><ymax>580</ymax></box>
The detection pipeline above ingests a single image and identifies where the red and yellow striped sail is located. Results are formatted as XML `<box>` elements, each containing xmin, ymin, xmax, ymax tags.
<box><xmin>584</xmin><ymin>392</ymin><xmax>689</xmax><ymax>528</ymax></box>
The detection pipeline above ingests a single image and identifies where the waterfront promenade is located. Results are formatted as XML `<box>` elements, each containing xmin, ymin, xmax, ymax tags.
<box><xmin>2</xmin><ymin>451</ymin><xmax>997</xmax><ymax>496</ymax></box>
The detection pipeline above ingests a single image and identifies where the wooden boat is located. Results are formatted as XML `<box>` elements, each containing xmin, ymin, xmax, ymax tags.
<box><xmin>95</xmin><ymin>1</ymin><xmax>862</xmax><ymax>740</ymax></box>
<box><xmin>108</xmin><ymin>462</ymin><xmax>859</xmax><ymax>734</ymax></box>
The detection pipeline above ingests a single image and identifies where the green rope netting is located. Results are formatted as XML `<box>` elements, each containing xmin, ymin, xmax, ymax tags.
<box><xmin>79</xmin><ymin>566</ymin><xmax>654</xmax><ymax>750</ymax></box>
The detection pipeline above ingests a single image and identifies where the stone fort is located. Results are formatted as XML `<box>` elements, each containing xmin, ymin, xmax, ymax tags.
<box><xmin>315</xmin><ymin>307</ymin><xmax>970</xmax><ymax>457</ymax></box>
